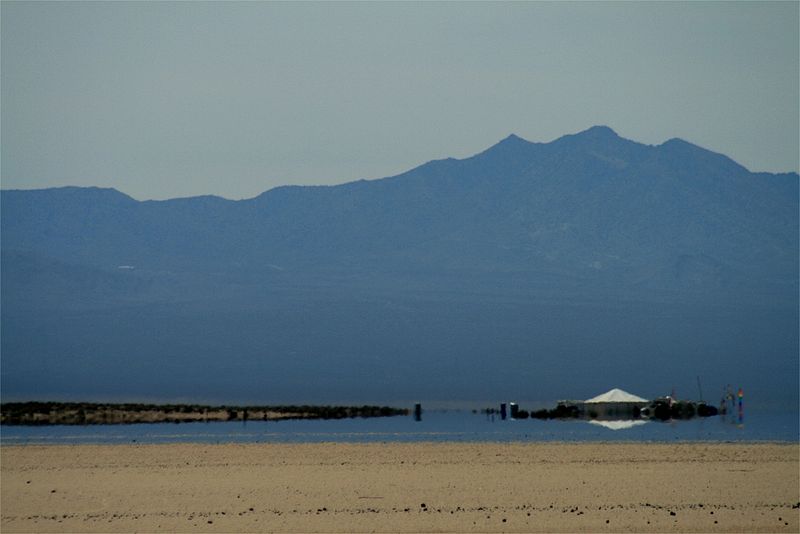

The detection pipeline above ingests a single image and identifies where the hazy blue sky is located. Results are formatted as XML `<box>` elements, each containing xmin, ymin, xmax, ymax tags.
<box><xmin>2</xmin><ymin>1</ymin><xmax>798</xmax><ymax>200</ymax></box>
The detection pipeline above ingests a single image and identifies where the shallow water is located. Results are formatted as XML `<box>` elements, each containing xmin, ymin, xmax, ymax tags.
<box><xmin>1</xmin><ymin>408</ymin><xmax>796</xmax><ymax>445</ymax></box>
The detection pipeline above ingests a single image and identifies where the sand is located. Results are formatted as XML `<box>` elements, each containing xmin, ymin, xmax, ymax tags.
<box><xmin>1</xmin><ymin>442</ymin><xmax>798</xmax><ymax>533</ymax></box>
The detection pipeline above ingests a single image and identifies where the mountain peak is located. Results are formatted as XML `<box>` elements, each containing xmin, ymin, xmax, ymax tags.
<box><xmin>551</xmin><ymin>125</ymin><xmax>626</xmax><ymax>148</ymax></box>
<box><xmin>494</xmin><ymin>133</ymin><xmax>532</xmax><ymax>148</ymax></box>
<box><xmin>576</xmin><ymin>125</ymin><xmax>620</xmax><ymax>139</ymax></box>
<box><xmin>658</xmin><ymin>136</ymin><xmax>748</xmax><ymax>173</ymax></box>
<box><xmin>661</xmin><ymin>137</ymin><xmax>693</xmax><ymax>147</ymax></box>
<box><xmin>473</xmin><ymin>133</ymin><xmax>535</xmax><ymax>160</ymax></box>
<box><xmin>502</xmin><ymin>133</ymin><xmax>524</xmax><ymax>142</ymax></box>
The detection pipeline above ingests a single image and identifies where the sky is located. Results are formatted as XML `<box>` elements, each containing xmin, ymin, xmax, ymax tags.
<box><xmin>2</xmin><ymin>1</ymin><xmax>798</xmax><ymax>201</ymax></box>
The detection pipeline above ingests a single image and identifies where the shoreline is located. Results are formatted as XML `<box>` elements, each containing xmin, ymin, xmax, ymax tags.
<box><xmin>0</xmin><ymin>402</ymin><xmax>408</xmax><ymax>425</ymax></box>
<box><xmin>2</xmin><ymin>441</ymin><xmax>798</xmax><ymax>532</ymax></box>
<box><xmin>3</xmin><ymin>438</ymin><xmax>799</xmax><ymax>447</ymax></box>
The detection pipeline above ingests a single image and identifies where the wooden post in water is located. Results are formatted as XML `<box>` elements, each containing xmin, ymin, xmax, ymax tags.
<box><xmin>737</xmin><ymin>388</ymin><xmax>744</xmax><ymax>423</ymax></box>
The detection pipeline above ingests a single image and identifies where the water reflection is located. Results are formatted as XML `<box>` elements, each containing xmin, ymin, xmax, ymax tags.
<box><xmin>1</xmin><ymin>408</ymin><xmax>794</xmax><ymax>445</ymax></box>
<box><xmin>587</xmin><ymin>419</ymin><xmax>649</xmax><ymax>431</ymax></box>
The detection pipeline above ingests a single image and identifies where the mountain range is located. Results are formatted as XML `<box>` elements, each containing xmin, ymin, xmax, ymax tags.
<box><xmin>2</xmin><ymin>126</ymin><xmax>797</xmax><ymax>405</ymax></box>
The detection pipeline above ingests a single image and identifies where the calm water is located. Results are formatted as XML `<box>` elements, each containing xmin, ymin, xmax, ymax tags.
<box><xmin>2</xmin><ymin>408</ymin><xmax>797</xmax><ymax>445</ymax></box>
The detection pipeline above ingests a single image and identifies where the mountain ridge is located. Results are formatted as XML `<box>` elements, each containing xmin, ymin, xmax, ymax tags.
<box><xmin>1</xmin><ymin>126</ymin><xmax>797</xmax><ymax>404</ymax></box>
<box><xmin>4</xmin><ymin>126</ymin><xmax>790</xmax><ymax>202</ymax></box>
<box><xmin>2</xmin><ymin>126</ymin><xmax>796</xmax><ymax>292</ymax></box>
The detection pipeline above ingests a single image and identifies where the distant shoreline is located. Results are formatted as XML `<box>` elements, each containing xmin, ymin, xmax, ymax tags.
<box><xmin>0</xmin><ymin>402</ymin><xmax>408</xmax><ymax>426</ymax></box>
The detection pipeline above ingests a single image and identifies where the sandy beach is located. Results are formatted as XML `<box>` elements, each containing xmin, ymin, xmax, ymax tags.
<box><xmin>1</xmin><ymin>442</ymin><xmax>797</xmax><ymax>533</ymax></box>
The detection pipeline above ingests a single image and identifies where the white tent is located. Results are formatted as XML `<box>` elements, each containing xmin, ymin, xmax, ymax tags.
<box><xmin>584</xmin><ymin>388</ymin><xmax>648</xmax><ymax>403</ymax></box>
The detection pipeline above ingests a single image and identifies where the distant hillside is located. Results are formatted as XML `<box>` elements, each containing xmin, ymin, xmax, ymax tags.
<box><xmin>2</xmin><ymin>126</ymin><xmax>797</xmax><ymax>405</ymax></box>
